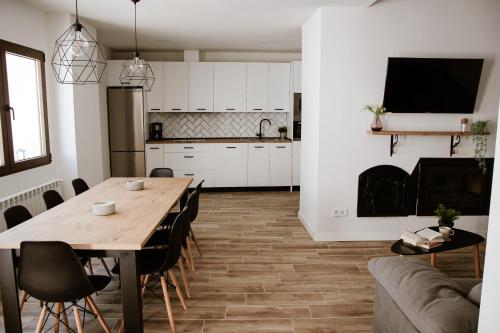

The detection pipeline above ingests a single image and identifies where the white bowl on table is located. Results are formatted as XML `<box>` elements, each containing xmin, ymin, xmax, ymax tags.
<box><xmin>127</xmin><ymin>179</ymin><xmax>144</xmax><ymax>191</ymax></box>
<box><xmin>92</xmin><ymin>201</ymin><xmax>116</xmax><ymax>216</ymax></box>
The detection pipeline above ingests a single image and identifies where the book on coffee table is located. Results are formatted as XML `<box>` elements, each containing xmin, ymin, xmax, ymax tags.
<box><xmin>401</xmin><ymin>229</ymin><xmax>444</xmax><ymax>249</ymax></box>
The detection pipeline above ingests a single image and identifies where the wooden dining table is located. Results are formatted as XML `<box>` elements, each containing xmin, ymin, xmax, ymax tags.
<box><xmin>0</xmin><ymin>177</ymin><xmax>192</xmax><ymax>333</ymax></box>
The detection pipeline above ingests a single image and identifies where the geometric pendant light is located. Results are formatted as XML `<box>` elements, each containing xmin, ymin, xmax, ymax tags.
<box><xmin>119</xmin><ymin>0</ymin><xmax>155</xmax><ymax>91</ymax></box>
<box><xmin>120</xmin><ymin>0</ymin><xmax>155</xmax><ymax>91</ymax></box>
<box><xmin>51</xmin><ymin>0</ymin><xmax>106</xmax><ymax>84</ymax></box>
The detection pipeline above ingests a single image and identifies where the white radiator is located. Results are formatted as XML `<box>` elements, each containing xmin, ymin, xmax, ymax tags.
<box><xmin>0</xmin><ymin>179</ymin><xmax>63</xmax><ymax>232</ymax></box>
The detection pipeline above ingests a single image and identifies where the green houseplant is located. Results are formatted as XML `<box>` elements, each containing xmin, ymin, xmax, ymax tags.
<box><xmin>278</xmin><ymin>126</ymin><xmax>287</xmax><ymax>139</ymax></box>
<box><xmin>434</xmin><ymin>204</ymin><xmax>461</xmax><ymax>228</ymax></box>
<box><xmin>470</xmin><ymin>120</ymin><xmax>489</xmax><ymax>174</ymax></box>
<box><xmin>362</xmin><ymin>104</ymin><xmax>387</xmax><ymax>131</ymax></box>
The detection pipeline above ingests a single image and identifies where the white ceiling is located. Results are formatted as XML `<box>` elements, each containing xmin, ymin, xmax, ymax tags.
<box><xmin>23</xmin><ymin>0</ymin><xmax>379</xmax><ymax>52</ymax></box>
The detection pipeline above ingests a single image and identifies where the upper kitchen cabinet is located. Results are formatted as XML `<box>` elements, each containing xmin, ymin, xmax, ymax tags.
<box><xmin>146</xmin><ymin>62</ymin><xmax>164</xmax><ymax>112</ymax></box>
<box><xmin>268</xmin><ymin>63</ymin><xmax>291</xmax><ymax>112</ymax></box>
<box><xmin>189</xmin><ymin>62</ymin><xmax>214</xmax><ymax>112</ymax></box>
<box><xmin>106</xmin><ymin>60</ymin><xmax>124</xmax><ymax>86</ymax></box>
<box><xmin>292</xmin><ymin>61</ymin><xmax>302</xmax><ymax>93</ymax></box>
<box><xmin>246</xmin><ymin>63</ymin><xmax>269</xmax><ymax>113</ymax></box>
<box><xmin>164</xmin><ymin>62</ymin><xmax>189</xmax><ymax>113</ymax></box>
<box><xmin>214</xmin><ymin>63</ymin><xmax>246</xmax><ymax>112</ymax></box>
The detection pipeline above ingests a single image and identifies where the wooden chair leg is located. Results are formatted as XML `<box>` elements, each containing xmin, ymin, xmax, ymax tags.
<box><xmin>86</xmin><ymin>296</ymin><xmax>112</xmax><ymax>333</ymax></box>
<box><xmin>160</xmin><ymin>274</ymin><xmax>176</xmax><ymax>333</ymax></box>
<box><xmin>186</xmin><ymin>238</ymin><xmax>196</xmax><ymax>272</ymax></box>
<box><xmin>190</xmin><ymin>226</ymin><xmax>202</xmax><ymax>257</ymax></box>
<box><xmin>99</xmin><ymin>257</ymin><xmax>112</xmax><ymax>277</ymax></box>
<box><xmin>431</xmin><ymin>253</ymin><xmax>437</xmax><ymax>267</ymax></box>
<box><xmin>35</xmin><ymin>303</ymin><xmax>47</xmax><ymax>333</ymax></box>
<box><xmin>169</xmin><ymin>270</ymin><xmax>187</xmax><ymax>311</ymax></box>
<box><xmin>181</xmin><ymin>248</ymin><xmax>196</xmax><ymax>278</ymax></box>
<box><xmin>61</xmin><ymin>303</ymin><xmax>70</xmax><ymax>333</ymax></box>
<box><xmin>19</xmin><ymin>290</ymin><xmax>27</xmax><ymax>311</ymax></box>
<box><xmin>54</xmin><ymin>302</ymin><xmax>62</xmax><ymax>333</ymax></box>
<box><xmin>87</xmin><ymin>259</ymin><xmax>94</xmax><ymax>275</ymax></box>
<box><xmin>473</xmin><ymin>244</ymin><xmax>481</xmax><ymax>278</ymax></box>
<box><xmin>73</xmin><ymin>304</ymin><xmax>84</xmax><ymax>333</ymax></box>
<box><xmin>178</xmin><ymin>259</ymin><xmax>190</xmax><ymax>298</ymax></box>
<box><xmin>141</xmin><ymin>274</ymin><xmax>151</xmax><ymax>298</ymax></box>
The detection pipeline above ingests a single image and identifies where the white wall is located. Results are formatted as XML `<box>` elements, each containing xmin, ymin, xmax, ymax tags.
<box><xmin>0</xmin><ymin>0</ymin><xmax>58</xmax><ymax>197</ymax></box>
<box><xmin>300</xmin><ymin>0</ymin><xmax>500</xmax><ymax>240</ymax></box>
<box><xmin>479</xmin><ymin>102</ymin><xmax>500</xmax><ymax>332</ymax></box>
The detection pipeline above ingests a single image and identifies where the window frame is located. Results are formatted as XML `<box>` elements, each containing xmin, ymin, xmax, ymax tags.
<box><xmin>0</xmin><ymin>39</ymin><xmax>51</xmax><ymax>177</ymax></box>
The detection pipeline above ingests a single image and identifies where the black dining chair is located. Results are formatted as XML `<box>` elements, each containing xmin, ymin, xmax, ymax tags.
<box><xmin>188</xmin><ymin>180</ymin><xmax>203</xmax><ymax>257</ymax></box>
<box><xmin>18</xmin><ymin>241</ymin><xmax>112</xmax><ymax>333</ymax></box>
<box><xmin>3</xmin><ymin>205</ymin><xmax>33</xmax><ymax>311</ymax></box>
<box><xmin>72</xmin><ymin>178</ymin><xmax>90</xmax><ymax>195</ymax></box>
<box><xmin>42</xmin><ymin>190</ymin><xmax>64</xmax><ymax>210</ymax></box>
<box><xmin>149</xmin><ymin>168</ymin><xmax>174</xmax><ymax>177</ymax></box>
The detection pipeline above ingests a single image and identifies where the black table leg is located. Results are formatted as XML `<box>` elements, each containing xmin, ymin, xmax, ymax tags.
<box><xmin>0</xmin><ymin>249</ymin><xmax>22</xmax><ymax>332</ymax></box>
<box><xmin>119</xmin><ymin>250</ymin><xmax>143</xmax><ymax>333</ymax></box>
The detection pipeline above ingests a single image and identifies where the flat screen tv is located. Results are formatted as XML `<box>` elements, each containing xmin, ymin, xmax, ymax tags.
<box><xmin>383</xmin><ymin>57</ymin><xmax>484</xmax><ymax>114</ymax></box>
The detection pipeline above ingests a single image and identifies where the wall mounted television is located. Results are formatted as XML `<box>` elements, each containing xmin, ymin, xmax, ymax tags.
<box><xmin>382</xmin><ymin>57</ymin><xmax>484</xmax><ymax>114</ymax></box>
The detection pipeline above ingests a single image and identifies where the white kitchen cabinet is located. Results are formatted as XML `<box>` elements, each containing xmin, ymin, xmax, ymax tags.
<box><xmin>145</xmin><ymin>144</ymin><xmax>164</xmax><ymax>176</ymax></box>
<box><xmin>106</xmin><ymin>60</ymin><xmax>124</xmax><ymax>86</ymax></box>
<box><xmin>292</xmin><ymin>141</ymin><xmax>301</xmax><ymax>186</ymax></box>
<box><xmin>189</xmin><ymin>62</ymin><xmax>214</xmax><ymax>112</ymax></box>
<box><xmin>164</xmin><ymin>152</ymin><xmax>215</xmax><ymax>171</ymax></box>
<box><xmin>175</xmin><ymin>170</ymin><xmax>215</xmax><ymax>188</ymax></box>
<box><xmin>292</xmin><ymin>61</ymin><xmax>302</xmax><ymax>93</ymax></box>
<box><xmin>214</xmin><ymin>63</ymin><xmax>246</xmax><ymax>112</ymax></box>
<box><xmin>164</xmin><ymin>62</ymin><xmax>188</xmax><ymax>113</ymax></box>
<box><xmin>269</xmin><ymin>63</ymin><xmax>291</xmax><ymax>112</ymax></box>
<box><xmin>246</xmin><ymin>63</ymin><xmax>269</xmax><ymax>113</ymax></box>
<box><xmin>269</xmin><ymin>143</ymin><xmax>292</xmax><ymax>186</ymax></box>
<box><xmin>146</xmin><ymin>62</ymin><xmax>164</xmax><ymax>112</ymax></box>
<box><xmin>165</xmin><ymin>143</ymin><xmax>214</xmax><ymax>153</ymax></box>
<box><xmin>247</xmin><ymin>143</ymin><xmax>270</xmax><ymax>186</ymax></box>
<box><xmin>215</xmin><ymin>143</ymin><xmax>248</xmax><ymax>187</ymax></box>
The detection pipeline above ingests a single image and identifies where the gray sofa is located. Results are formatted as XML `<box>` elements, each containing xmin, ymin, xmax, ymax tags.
<box><xmin>368</xmin><ymin>256</ymin><xmax>481</xmax><ymax>333</ymax></box>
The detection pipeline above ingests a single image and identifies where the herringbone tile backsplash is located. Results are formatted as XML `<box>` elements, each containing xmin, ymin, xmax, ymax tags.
<box><xmin>149</xmin><ymin>112</ymin><xmax>288</xmax><ymax>138</ymax></box>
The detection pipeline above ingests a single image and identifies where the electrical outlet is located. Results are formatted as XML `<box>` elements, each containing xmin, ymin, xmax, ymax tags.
<box><xmin>331</xmin><ymin>208</ymin><xmax>348</xmax><ymax>217</ymax></box>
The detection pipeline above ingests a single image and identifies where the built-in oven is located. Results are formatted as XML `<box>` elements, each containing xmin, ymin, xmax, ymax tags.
<box><xmin>293</xmin><ymin>93</ymin><xmax>301</xmax><ymax>140</ymax></box>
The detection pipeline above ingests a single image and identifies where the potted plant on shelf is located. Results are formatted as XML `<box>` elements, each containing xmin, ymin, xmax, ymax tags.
<box><xmin>434</xmin><ymin>204</ymin><xmax>460</xmax><ymax>228</ymax></box>
<box><xmin>471</xmin><ymin>120</ymin><xmax>489</xmax><ymax>174</ymax></box>
<box><xmin>362</xmin><ymin>104</ymin><xmax>386</xmax><ymax>131</ymax></box>
<box><xmin>278</xmin><ymin>126</ymin><xmax>287</xmax><ymax>139</ymax></box>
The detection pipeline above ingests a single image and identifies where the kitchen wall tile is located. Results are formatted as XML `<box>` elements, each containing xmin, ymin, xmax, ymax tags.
<box><xmin>149</xmin><ymin>112</ymin><xmax>287</xmax><ymax>138</ymax></box>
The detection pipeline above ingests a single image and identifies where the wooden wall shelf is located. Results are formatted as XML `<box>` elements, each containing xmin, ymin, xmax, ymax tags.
<box><xmin>366</xmin><ymin>130</ymin><xmax>489</xmax><ymax>157</ymax></box>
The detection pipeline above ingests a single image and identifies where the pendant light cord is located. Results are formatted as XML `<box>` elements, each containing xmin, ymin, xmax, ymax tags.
<box><xmin>75</xmin><ymin>0</ymin><xmax>79</xmax><ymax>24</ymax></box>
<box><xmin>134</xmin><ymin>1</ymin><xmax>138</xmax><ymax>55</ymax></box>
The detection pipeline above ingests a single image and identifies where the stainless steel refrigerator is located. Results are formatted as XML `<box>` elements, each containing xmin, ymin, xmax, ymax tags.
<box><xmin>107</xmin><ymin>87</ymin><xmax>146</xmax><ymax>177</ymax></box>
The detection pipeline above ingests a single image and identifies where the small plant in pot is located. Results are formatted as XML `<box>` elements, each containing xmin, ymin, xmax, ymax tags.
<box><xmin>470</xmin><ymin>120</ymin><xmax>489</xmax><ymax>174</ymax></box>
<box><xmin>278</xmin><ymin>126</ymin><xmax>287</xmax><ymax>139</ymax></box>
<box><xmin>434</xmin><ymin>204</ymin><xmax>460</xmax><ymax>228</ymax></box>
<box><xmin>362</xmin><ymin>104</ymin><xmax>386</xmax><ymax>131</ymax></box>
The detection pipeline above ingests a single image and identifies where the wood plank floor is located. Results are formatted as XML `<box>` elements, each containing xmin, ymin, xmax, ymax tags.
<box><xmin>0</xmin><ymin>191</ymin><xmax>485</xmax><ymax>332</ymax></box>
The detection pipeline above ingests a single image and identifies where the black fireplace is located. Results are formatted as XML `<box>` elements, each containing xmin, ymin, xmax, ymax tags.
<box><xmin>357</xmin><ymin>158</ymin><xmax>493</xmax><ymax>217</ymax></box>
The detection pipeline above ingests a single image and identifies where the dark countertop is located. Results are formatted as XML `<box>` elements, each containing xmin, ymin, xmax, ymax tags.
<box><xmin>146</xmin><ymin>137</ymin><xmax>293</xmax><ymax>144</ymax></box>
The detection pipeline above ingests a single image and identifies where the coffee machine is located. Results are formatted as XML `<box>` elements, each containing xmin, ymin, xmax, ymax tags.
<box><xmin>150</xmin><ymin>122</ymin><xmax>163</xmax><ymax>140</ymax></box>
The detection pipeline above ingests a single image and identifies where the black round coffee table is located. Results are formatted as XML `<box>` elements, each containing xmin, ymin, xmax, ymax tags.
<box><xmin>391</xmin><ymin>226</ymin><xmax>485</xmax><ymax>278</ymax></box>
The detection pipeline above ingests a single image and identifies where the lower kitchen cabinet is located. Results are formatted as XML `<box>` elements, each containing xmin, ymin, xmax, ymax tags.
<box><xmin>270</xmin><ymin>143</ymin><xmax>292</xmax><ymax>186</ymax></box>
<box><xmin>248</xmin><ymin>143</ymin><xmax>270</xmax><ymax>186</ymax></box>
<box><xmin>145</xmin><ymin>144</ymin><xmax>164</xmax><ymax>176</ymax></box>
<box><xmin>292</xmin><ymin>141</ymin><xmax>301</xmax><ymax>186</ymax></box>
<box><xmin>215</xmin><ymin>143</ymin><xmax>248</xmax><ymax>187</ymax></box>
<box><xmin>175</xmin><ymin>170</ymin><xmax>215</xmax><ymax>188</ymax></box>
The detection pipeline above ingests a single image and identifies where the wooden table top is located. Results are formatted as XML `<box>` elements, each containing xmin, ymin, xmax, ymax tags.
<box><xmin>0</xmin><ymin>177</ymin><xmax>192</xmax><ymax>251</ymax></box>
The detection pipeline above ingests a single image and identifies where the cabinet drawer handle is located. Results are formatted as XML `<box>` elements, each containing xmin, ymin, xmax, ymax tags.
<box><xmin>274</xmin><ymin>108</ymin><xmax>284</xmax><ymax>111</ymax></box>
<box><xmin>149</xmin><ymin>147</ymin><xmax>160</xmax><ymax>150</ymax></box>
<box><xmin>184</xmin><ymin>173</ymin><xmax>194</xmax><ymax>176</ymax></box>
<box><xmin>171</xmin><ymin>108</ymin><xmax>181</xmax><ymax>111</ymax></box>
<box><xmin>276</xmin><ymin>146</ymin><xmax>286</xmax><ymax>148</ymax></box>
<box><xmin>184</xmin><ymin>156</ymin><xmax>194</xmax><ymax>158</ymax></box>
<box><xmin>196</xmin><ymin>108</ymin><xmax>206</xmax><ymax>111</ymax></box>
<box><xmin>226</xmin><ymin>146</ymin><xmax>236</xmax><ymax>149</ymax></box>
<box><xmin>252</xmin><ymin>108</ymin><xmax>263</xmax><ymax>111</ymax></box>
<box><xmin>183</xmin><ymin>147</ymin><xmax>194</xmax><ymax>149</ymax></box>
<box><xmin>225</xmin><ymin>108</ymin><xmax>235</xmax><ymax>111</ymax></box>
<box><xmin>254</xmin><ymin>146</ymin><xmax>264</xmax><ymax>148</ymax></box>
<box><xmin>150</xmin><ymin>108</ymin><xmax>161</xmax><ymax>111</ymax></box>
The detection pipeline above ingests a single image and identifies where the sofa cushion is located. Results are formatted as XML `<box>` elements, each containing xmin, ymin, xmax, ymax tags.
<box><xmin>467</xmin><ymin>283</ymin><xmax>482</xmax><ymax>306</ymax></box>
<box><xmin>368</xmin><ymin>256</ymin><xmax>479</xmax><ymax>333</ymax></box>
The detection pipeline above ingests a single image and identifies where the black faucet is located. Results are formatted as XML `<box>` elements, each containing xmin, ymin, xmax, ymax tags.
<box><xmin>257</xmin><ymin>118</ymin><xmax>271</xmax><ymax>139</ymax></box>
